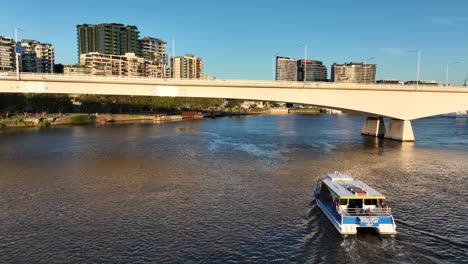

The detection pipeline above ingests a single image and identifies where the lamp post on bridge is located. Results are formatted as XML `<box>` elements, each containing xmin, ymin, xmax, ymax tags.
<box><xmin>273</xmin><ymin>51</ymin><xmax>279</xmax><ymax>81</ymax></box>
<box><xmin>297</xmin><ymin>44</ymin><xmax>307</xmax><ymax>83</ymax></box>
<box><xmin>15</xmin><ymin>27</ymin><xmax>24</xmax><ymax>81</ymax></box>
<box><xmin>364</xmin><ymin>57</ymin><xmax>375</xmax><ymax>84</ymax></box>
<box><xmin>445</xmin><ymin>62</ymin><xmax>460</xmax><ymax>87</ymax></box>
<box><xmin>170</xmin><ymin>38</ymin><xmax>175</xmax><ymax>79</ymax></box>
<box><xmin>408</xmin><ymin>49</ymin><xmax>421</xmax><ymax>90</ymax></box>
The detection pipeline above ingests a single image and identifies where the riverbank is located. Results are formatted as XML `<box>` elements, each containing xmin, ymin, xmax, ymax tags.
<box><xmin>0</xmin><ymin>108</ymin><xmax>327</xmax><ymax>129</ymax></box>
<box><xmin>0</xmin><ymin>110</ymin><xmax>269</xmax><ymax>129</ymax></box>
<box><xmin>288</xmin><ymin>108</ymin><xmax>321</xmax><ymax>114</ymax></box>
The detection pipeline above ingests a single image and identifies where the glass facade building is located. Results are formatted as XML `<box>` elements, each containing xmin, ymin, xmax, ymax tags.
<box><xmin>297</xmin><ymin>60</ymin><xmax>328</xmax><ymax>82</ymax></box>
<box><xmin>77</xmin><ymin>23</ymin><xmax>140</xmax><ymax>61</ymax></box>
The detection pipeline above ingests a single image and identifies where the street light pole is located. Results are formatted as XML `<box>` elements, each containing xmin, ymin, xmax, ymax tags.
<box><xmin>297</xmin><ymin>44</ymin><xmax>307</xmax><ymax>83</ymax></box>
<box><xmin>408</xmin><ymin>49</ymin><xmax>421</xmax><ymax>89</ymax></box>
<box><xmin>15</xmin><ymin>27</ymin><xmax>21</xmax><ymax>80</ymax></box>
<box><xmin>273</xmin><ymin>51</ymin><xmax>279</xmax><ymax>81</ymax></box>
<box><xmin>364</xmin><ymin>57</ymin><xmax>375</xmax><ymax>84</ymax></box>
<box><xmin>172</xmin><ymin>38</ymin><xmax>175</xmax><ymax>79</ymax></box>
<box><xmin>51</xmin><ymin>45</ymin><xmax>54</xmax><ymax>74</ymax></box>
<box><xmin>445</xmin><ymin>64</ymin><xmax>448</xmax><ymax>87</ymax></box>
<box><xmin>304</xmin><ymin>44</ymin><xmax>307</xmax><ymax>83</ymax></box>
<box><xmin>417</xmin><ymin>49</ymin><xmax>420</xmax><ymax>89</ymax></box>
<box><xmin>446</xmin><ymin>62</ymin><xmax>460</xmax><ymax>87</ymax></box>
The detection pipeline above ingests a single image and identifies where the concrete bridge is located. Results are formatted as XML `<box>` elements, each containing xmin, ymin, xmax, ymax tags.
<box><xmin>1</xmin><ymin>72</ymin><xmax>467</xmax><ymax>141</ymax></box>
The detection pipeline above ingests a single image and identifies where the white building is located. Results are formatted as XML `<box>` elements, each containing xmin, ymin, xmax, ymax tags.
<box><xmin>276</xmin><ymin>56</ymin><xmax>296</xmax><ymax>81</ymax></box>
<box><xmin>331</xmin><ymin>62</ymin><xmax>376</xmax><ymax>83</ymax></box>
<box><xmin>171</xmin><ymin>54</ymin><xmax>203</xmax><ymax>79</ymax></box>
<box><xmin>240</xmin><ymin>101</ymin><xmax>268</xmax><ymax>109</ymax></box>
<box><xmin>139</xmin><ymin>36</ymin><xmax>168</xmax><ymax>78</ymax></box>
<box><xmin>19</xmin><ymin>39</ymin><xmax>54</xmax><ymax>73</ymax></box>
<box><xmin>79</xmin><ymin>52</ymin><xmax>145</xmax><ymax>77</ymax></box>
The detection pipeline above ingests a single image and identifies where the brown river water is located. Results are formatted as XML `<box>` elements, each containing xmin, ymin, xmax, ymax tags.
<box><xmin>0</xmin><ymin>114</ymin><xmax>467</xmax><ymax>263</ymax></box>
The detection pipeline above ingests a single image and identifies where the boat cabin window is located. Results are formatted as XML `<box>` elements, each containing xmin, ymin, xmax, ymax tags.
<box><xmin>348</xmin><ymin>199</ymin><xmax>363</xmax><ymax>209</ymax></box>
<box><xmin>339</xmin><ymin>199</ymin><xmax>348</xmax><ymax>206</ymax></box>
<box><xmin>364</xmin><ymin>199</ymin><xmax>378</xmax><ymax>206</ymax></box>
<box><xmin>319</xmin><ymin>184</ymin><xmax>332</xmax><ymax>202</ymax></box>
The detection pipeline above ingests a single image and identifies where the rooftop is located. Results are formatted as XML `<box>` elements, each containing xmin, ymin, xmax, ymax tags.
<box><xmin>322</xmin><ymin>173</ymin><xmax>385</xmax><ymax>199</ymax></box>
<box><xmin>333</xmin><ymin>62</ymin><xmax>377</xmax><ymax>66</ymax></box>
<box><xmin>140</xmin><ymin>36</ymin><xmax>166</xmax><ymax>44</ymax></box>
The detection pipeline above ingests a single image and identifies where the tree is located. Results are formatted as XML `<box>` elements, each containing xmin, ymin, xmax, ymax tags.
<box><xmin>53</xmin><ymin>64</ymin><xmax>64</xmax><ymax>74</ymax></box>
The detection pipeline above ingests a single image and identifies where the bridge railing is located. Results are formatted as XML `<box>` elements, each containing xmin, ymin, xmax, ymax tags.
<box><xmin>340</xmin><ymin>207</ymin><xmax>392</xmax><ymax>216</ymax></box>
<box><xmin>1</xmin><ymin>72</ymin><xmax>467</xmax><ymax>90</ymax></box>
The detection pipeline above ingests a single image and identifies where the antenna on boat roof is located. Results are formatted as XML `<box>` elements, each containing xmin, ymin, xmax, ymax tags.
<box><xmin>344</xmin><ymin>160</ymin><xmax>349</xmax><ymax>174</ymax></box>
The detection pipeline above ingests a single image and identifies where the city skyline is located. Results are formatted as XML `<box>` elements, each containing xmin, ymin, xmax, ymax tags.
<box><xmin>1</xmin><ymin>0</ymin><xmax>467</xmax><ymax>83</ymax></box>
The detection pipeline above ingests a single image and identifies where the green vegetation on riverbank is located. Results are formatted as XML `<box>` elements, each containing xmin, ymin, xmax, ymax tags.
<box><xmin>0</xmin><ymin>117</ymin><xmax>35</xmax><ymax>128</ymax></box>
<box><xmin>69</xmin><ymin>114</ymin><xmax>95</xmax><ymax>124</ymax></box>
<box><xmin>0</xmin><ymin>93</ymin><xmax>226</xmax><ymax>129</ymax></box>
<box><xmin>0</xmin><ymin>94</ymin><xmax>225</xmax><ymax>116</ymax></box>
<box><xmin>288</xmin><ymin>108</ymin><xmax>320</xmax><ymax>114</ymax></box>
<box><xmin>0</xmin><ymin>93</ymin><xmax>318</xmax><ymax>129</ymax></box>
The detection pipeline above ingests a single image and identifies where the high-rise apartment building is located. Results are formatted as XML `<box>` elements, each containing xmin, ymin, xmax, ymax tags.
<box><xmin>77</xmin><ymin>24</ymin><xmax>97</xmax><ymax>56</ymax></box>
<box><xmin>77</xmin><ymin>23</ymin><xmax>140</xmax><ymax>60</ymax></box>
<box><xmin>0</xmin><ymin>36</ymin><xmax>15</xmax><ymax>72</ymax></box>
<box><xmin>331</xmin><ymin>62</ymin><xmax>376</xmax><ymax>83</ymax></box>
<box><xmin>171</xmin><ymin>54</ymin><xmax>203</xmax><ymax>79</ymax></box>
<box><xmin>19</xmin><ymin>39</ymin><xmax>54</xmax><ymax>73</ymax></box>
<box><xmin>79</xmin><ymin>52</ymin><xmax>145</xmax><ymax>77</ymax></box>
<box><xmin>275</xmin><ymin>56</ymin><xmax>296</xmax><ymax>81</ymax></box>
<box><xmin>297</xmin><ymin>60</ymin><xmax>328</xmax><ymax>82</ymax></box>
<box><xmin>139</xmin><ymin>36</ymin><xmax>168</xmax><ymax>78</ymax></box>
<box><xmin>139</xmin><ymin>37</ymin><xmax>167</xmax><ymax>61</ymax></box>
<box><xmin>78</xmin><ymin>52</ymin><xmax>166</xmax><ymax>78</ymax></box>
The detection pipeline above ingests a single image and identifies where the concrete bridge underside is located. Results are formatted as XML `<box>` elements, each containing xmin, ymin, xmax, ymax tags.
<box><xmin>1</xmin><ymin>75</ymin><xmax>468</xmax><ymax>142</ymax></box>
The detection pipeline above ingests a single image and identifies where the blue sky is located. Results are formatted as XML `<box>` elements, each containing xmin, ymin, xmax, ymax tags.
<box><xmin>1</xmin><ymin>0</ymin><xmax>467</xmax><ymax>83</ymax></box>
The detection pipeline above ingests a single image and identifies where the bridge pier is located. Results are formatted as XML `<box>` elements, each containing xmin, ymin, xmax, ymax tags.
<box><xmin>361</xmin><ymin>116</ymin><xmax>386</xmax><ymax>137</ymax></box>
<box><xmin>384</xmin><ymin>119</ymin><xmax>415</xmax><ymax>142</ymax></box>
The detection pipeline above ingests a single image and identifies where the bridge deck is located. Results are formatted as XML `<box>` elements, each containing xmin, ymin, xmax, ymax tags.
<box><xmin>1</xmin><ymin>72</ymin><xmax>467</xmax><ymax>122</ymax></box>
<box><xmin>1</xmin><ymin>72</ymin><xmax>467</xmax><ymax>93</ymax></box>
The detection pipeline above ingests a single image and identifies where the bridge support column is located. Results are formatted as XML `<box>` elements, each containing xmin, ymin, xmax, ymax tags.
<box><xmin>361</xmin><ymin>116</ymin><xmax>385</xmax><ymax>137</ymax></box>
<box><xmin>384</xmin><ymin>119</ymin><xmax>415</xmax><ymax>142</ymax></box>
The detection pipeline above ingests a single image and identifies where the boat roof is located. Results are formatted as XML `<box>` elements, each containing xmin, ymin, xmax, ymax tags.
<box><xmin>321</xmin><ymin>173</ymin><xmax>386</xmax><ymax>199</ymax></box>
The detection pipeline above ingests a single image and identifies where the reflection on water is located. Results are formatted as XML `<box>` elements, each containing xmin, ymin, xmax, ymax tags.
<box><xmin>0</xmin><ymin>114</ymin><xmax>466</xmax><ymax>263</ymax></box>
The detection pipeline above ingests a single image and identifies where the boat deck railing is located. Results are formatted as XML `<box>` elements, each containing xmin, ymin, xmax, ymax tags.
<box><xmin>340</xmin><ymin>207</ymin><xmax>392</xmax><ymax>216</ymax></box>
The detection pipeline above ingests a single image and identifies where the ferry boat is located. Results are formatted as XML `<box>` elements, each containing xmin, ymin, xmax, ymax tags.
<box><xmin>314</xmin><ymin>173</ymin><xmax>397</xmax><ymax>236</ymax></box>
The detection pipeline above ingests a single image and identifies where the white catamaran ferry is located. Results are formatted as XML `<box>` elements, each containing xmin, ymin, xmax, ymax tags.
<box><xmin>314</xmin><ymin>173</ymin><xmax>397</xmax><ymax>236</ymax></box>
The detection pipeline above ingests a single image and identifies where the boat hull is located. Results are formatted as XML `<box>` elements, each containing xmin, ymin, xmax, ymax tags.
<box><xmin>316</xmin><ymin>198</ymin><xmax>397</xmax><ymax>236</ymax></box>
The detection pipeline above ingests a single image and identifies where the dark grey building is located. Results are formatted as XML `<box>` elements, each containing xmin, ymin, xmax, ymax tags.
<box><xmin>77</xmin><ymin>23</ymin><xmax>140</xmax><ymax>60</ymax></box>
<box><xmin>0</xmin><ymin>36</ymin><xmax>15</xmax><ymax>72</ymax></box>
<box><xmin>297</xmin><ymin>59</ymin><xmax>328</xmax><ymax>82</ymax></box>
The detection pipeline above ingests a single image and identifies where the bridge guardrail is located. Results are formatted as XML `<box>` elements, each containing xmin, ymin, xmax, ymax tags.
<box><xmin>340</xmin><ymin>207</ymin><xmax>392</xmax><ymax>216</ymax></box>
<box><xmin>1</xmin><ymin>72</ymin><xmax>467</xmax><ymax>90</ymax></box>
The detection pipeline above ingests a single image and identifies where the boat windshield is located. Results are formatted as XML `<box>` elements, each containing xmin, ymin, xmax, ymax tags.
<box><xmin>340</xmin><ymin>198</ymin><xmax>391</xmax><ymax>216</ymax></box>
<box><xmin>365</xmin><ymin>199</ymin><xmax>378</xmax><ymax>205</ymax></box>
<box><xmin>349</xmin><ymin>199</ymin><xmax>363</xmax><ymax>208</ymax></box>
